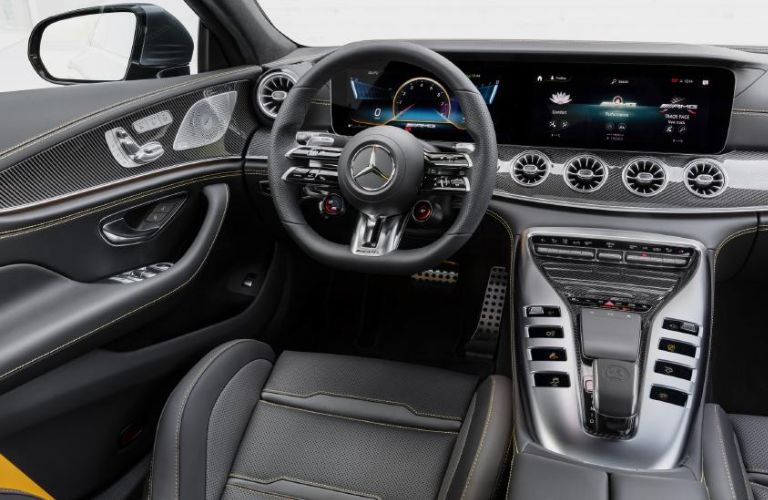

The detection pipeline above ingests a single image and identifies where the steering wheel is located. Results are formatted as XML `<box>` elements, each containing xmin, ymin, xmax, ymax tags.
<box><xmin>269</xmin><ymin>41</ymin><xmax>498</xmax><ymax>274</ymax></box>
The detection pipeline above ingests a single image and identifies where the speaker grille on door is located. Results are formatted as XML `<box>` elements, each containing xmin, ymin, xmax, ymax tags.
<box><xmin>173</xmin><ymin>91</ymin><xmax>238</xmax><ymax>151</ymax></box>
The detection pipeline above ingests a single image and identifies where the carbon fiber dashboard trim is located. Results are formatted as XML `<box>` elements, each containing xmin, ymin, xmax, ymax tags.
<box><xmin>0</xmin><ymin>81</ymin><xmax>257</xmax><ymax>213</ymax></box>
<box><xmin>496</xmin><ymin>146</ymin><xmax>768</xmax><ymax>213</ymax></box>
<box><xmin>247</xmin><ymin>129</ymin><xmax>768</xmax><ymax>212</ymax></box>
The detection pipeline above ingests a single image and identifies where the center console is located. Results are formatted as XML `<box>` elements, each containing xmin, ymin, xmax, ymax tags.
<box><xmin>517</xmin><ymin>227</ymin><xmax>709</xmax><ymax>470</ymax></box>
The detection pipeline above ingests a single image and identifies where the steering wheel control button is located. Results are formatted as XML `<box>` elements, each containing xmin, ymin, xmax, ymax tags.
<box><xmin>283</xmin><ymin>167</ymin><xmax>339</xmax><ymax>187</ymax></box>
<box><xmin>526</xmin><ymin>305</ymin><xmax>561</xmax><ymax>317</ymax></box>
<box><xmin>286</xmin><ymin>145</ymin><xmax>342</xmax><ymax>165</ymax></box>
<box><xmin>530</xmin><ymin>347</ymin><xmax>567</xmax><ymax>362</ymax></box>
<box><xmin>320</xmin><ymin>194</ymin><xmax>346</xmax><ymax>217</ymax></box>
<box><xmin>528</xmin><ymin>326</ymin><xmax>564</xmax><ymax>339</ymax></box>
<box><xmin>654</xmin><ymin>360</ymin><xmax>693</xmax><ymax>381</ymax></box>
<box><xmin>412</xmin><ymin>200</ymin><xmax>433</xmax><ymax>223</ymax></box>
<box><xmin>534</xmin><ymin>372</ymin><xmax>571</xmax><ymax>388</ymax></box>
<box><xmin>650</xmin><ymin>386</ymin><xmax>688</xmax><ymax>407</ymax></box>
<box><xmin>422</xmin><ymin>175</ymin><xmax>470</xmax><ymax>193</ymax></box>
<box><xmin>424</xmin><ymin>152</ymin><xmax>472</xmax><ymax>174</ymax></box>
<box><xmin>658</xmin><ymin>338</ymin><xmax>696</xmax><ymax>358</ymax></box>
<box><xmin>662</xmin><ymin>318</ymin><xmax>699</xmax><ymax>335</ymax></box>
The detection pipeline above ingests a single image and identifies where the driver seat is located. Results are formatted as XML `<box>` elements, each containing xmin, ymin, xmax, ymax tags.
<box><xmin>148</xmin><ymin>340</ymin><xmax>513</xmax><ymax>500</ymax></box>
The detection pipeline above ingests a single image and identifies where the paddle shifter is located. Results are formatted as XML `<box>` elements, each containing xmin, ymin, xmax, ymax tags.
<box><xmin>581</xmin><ymin>308</ymin><xmax>642</xmax><ymax>437</ymax></box>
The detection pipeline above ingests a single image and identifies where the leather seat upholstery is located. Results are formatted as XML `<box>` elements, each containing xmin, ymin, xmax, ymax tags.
<box><xmin>149</xmin><ymin>340</ymin><xmax>513</xmax><ymax>500</ymax></box>
<box><xmin>703</xmin><ymin>404</ymin><xmax>768</xmax><ymax>500</ymax></box>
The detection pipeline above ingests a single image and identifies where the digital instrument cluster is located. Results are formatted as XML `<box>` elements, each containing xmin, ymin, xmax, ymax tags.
<box><xmin>331</xmin><ymin>60</ymin><xmax>735</xmax><ymax>154</ymax></box>
<box><xmin>331</xmin><ymin>62</ymin><xmax>504</xmax><ymax>141</ymax></box>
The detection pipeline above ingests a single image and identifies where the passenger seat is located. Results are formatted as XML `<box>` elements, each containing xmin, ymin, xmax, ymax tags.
<box><xmin>703</xmin><ymin>404</ymin><xmax>768</xmax><ymax>500</ymax></box>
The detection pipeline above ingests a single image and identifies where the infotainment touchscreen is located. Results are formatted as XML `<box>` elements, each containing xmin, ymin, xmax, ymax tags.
<box><xmin>519</xmin><ymin>64</ymin><xmax>734</xmax><ymax>154</ymax></box>
<box><xmin>331</xmin><ymin>60</ymin><xmax>735</xmax><ymax>154</ymax></box>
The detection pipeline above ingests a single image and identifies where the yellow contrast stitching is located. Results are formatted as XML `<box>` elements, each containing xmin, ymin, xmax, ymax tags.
<box><xmin>485</xmin><ymin>209</ymin><xmax>522</xmax><ymax>498</ymax></box>
<box><xmin>259</xmin><ymin>400</ymin><xmax>458</xmax><ymax>435</ymax></box>
<box><xmin>261</xmin><ymin>388</ymin><xmax>462</xmax><ymax>421</ymax></box>
<box><xmin>0</xmin><ymin>171</ymin><xmax>240</xmax><ymax>241</ymax></box>
<box><xmin>226</xmin><ymin>483</ymin><xmax>298</xmax><ymax>499</ymax></box>
<box><xmin>460</xmin><ymin>377</ymin><xmax>497</xmax><ymax>500</ymax></box>
<box><xmin>229</xmin><ymin>473</ymin><xmax>381</xmax><ymax>500</ymax></box>
<box><xmin>172</xmin><ymin>339</ymin><xmax>250</xmax><ymax>500</ymax></box>
<box><xmin>0</xmin><ymin>185</ymin><xmax>230</xmax><ymax>384</ymax></box>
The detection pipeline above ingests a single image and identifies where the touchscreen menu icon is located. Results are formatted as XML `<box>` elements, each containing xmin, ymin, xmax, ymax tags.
<box><xmin>549</xmin><ymin>92</ymin><xmax>572</xmax><ymax>105</ymax></box>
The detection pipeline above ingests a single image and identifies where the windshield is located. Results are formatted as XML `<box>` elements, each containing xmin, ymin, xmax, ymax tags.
<box><xmin>257</xmin><ymin>0</ymin><xmax>767</xmax><ymax>48</ymax></box>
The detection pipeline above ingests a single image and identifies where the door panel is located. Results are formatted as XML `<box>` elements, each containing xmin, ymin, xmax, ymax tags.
<box><xmin>0</xmin><ymin>65</ymin><xmax>282</xmax><ymax>498</ymax></box>
<box><xmin>0</xmin><ymin>183</ymin><xmax>228</xmax><ymax>392</ymax></box>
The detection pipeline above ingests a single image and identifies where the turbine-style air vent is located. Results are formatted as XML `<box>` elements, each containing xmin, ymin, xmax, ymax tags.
<box><xmin>622</xmin><ymin>159</ymin><xmax>667</xmax><ymax>197</ymax></box>
<box><xmin>564</xmin><ymin>155</ymin><xmax>608</xmax><ymax>193</ymax></box>
<box><xmin>684</xmin><ymin>160</ymin><xmax>726</xmax><ymax>198</ymax></box>
<box><xmin>256</xmin><ymin>71</ymin><xmax>296</xmax><ymax>119</ymax></box>
<box><xmin>511</xmin><ymin>151</ymin><xmax>551</xmax><ymax>187</ymax></box>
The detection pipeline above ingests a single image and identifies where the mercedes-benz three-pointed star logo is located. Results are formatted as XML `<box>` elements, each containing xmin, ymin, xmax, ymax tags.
<box><xmin>350</xmin><ymin>144</ymin><xmax>396</xmax><ymax>192</ymax></box>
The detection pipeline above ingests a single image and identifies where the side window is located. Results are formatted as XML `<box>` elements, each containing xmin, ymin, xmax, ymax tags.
<box><xmin>0</xmin><ymin>0</ymin><xmax>199</xmax><ymax>93</ymax></box>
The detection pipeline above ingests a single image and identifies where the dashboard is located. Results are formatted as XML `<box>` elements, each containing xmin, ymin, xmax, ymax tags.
<box><xmin>331</xmin><ymin>60</ymin><xmax>735</xmax><ymax>154</ymax></box>
<box><xmin>250</xmin><ymin>40</ymin><xmax>768</xmax><ymax>213</ymax></box>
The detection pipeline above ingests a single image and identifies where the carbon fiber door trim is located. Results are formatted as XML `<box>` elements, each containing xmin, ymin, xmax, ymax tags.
<box><xmin>0</xmin><ymin>81</ymin><xmax>257</xmax><ymax>214</ymax></box>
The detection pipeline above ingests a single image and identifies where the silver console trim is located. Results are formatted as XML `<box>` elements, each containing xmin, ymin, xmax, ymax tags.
<box><xmin>518</xmin><ymin>227</ymin><xmax>709</xmax><ymax>470</ymax></box>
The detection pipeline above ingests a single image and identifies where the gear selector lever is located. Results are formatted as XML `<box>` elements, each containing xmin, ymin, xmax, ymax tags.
<box><xmin>592</xmin><ymin>359</ymin><xmax>639</xmax><ymax>436</ymax></box>
<box><xmin>580</xmin><ymin>308</ymin><xmax>642</xmax><ymax>436</ymax></box>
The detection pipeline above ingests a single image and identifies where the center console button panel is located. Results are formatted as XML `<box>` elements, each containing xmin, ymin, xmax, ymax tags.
<box><xmin>531</xmin><ymin>347</ymin><xmax>567</xmax><ymax>362</ymax></box>
<box><xmin>518</xmin><ymin>228</ymin><xmax>708</xmax><ymax>469</ymax></box>
<box><xmin>528</xmin><ymin>326</ymin><xmax>564</xmax><ymax>338</ymax></box>
<box><xmin>525</xmin><ymin>305</ymin><xmax>561</xmax><ymax>317</ymax></box>
<box><xmin>532</xmin><ymin>235</ymin><xmax>694</xmax><ymax>269</ymax></box>
<box><xmin>658</xmin><ymin>338</ymin><xmax>697</xmax><ymax>358</ymax></box>
<box><xmin>534</xmin><ymin>372</ymin><xmax>571</xmax><ymax>388</ymax></box>
<box><xmin>654</xmin><ymin>360</ymin><xmax>693</xmax><ymax>381</ymax></box>
<box><xmin>650</xmin><ymin>385</ymin><xmax>689</xmax><ymax>407</ymax></box>
<box><xmin>662</xmin><ymin>318</ymin><xmax>699</xmax><ymax>335</ymax></box>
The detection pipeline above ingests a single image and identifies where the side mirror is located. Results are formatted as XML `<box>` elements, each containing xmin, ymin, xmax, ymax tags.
<box><xmin>28</xmin><ymin>4</ymin><xmax>194</xmax><ymax>84</ymax></box>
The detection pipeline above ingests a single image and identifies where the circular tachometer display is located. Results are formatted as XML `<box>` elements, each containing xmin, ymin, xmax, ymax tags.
<box><xmin>392</xmin><ymin>77</ymin><xmax>451</xmax><ymax>121</ymax></box>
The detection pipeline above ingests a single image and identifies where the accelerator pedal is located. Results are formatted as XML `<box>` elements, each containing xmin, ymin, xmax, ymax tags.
<box><xmin>465</xmin><ymin>266</ymin><xmax>509</xmax><ymax>358</ymax></box>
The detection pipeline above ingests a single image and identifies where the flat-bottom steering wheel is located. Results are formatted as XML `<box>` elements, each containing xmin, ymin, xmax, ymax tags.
<box><xmin>269</xmin><ymin>41</ymin><xmax>498</xmax><ymax>274</ymax></box>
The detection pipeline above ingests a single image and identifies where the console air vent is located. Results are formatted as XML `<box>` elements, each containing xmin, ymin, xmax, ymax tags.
<box><xmin>511</xmin><ymin>151</ymin><xmax>551</xmax><ymax>187</ymax></box>
<box><xmin>564</xmin><ymin>155</ymin><xmax>608</xmax><ymax>193</ymax></box>
<box><xmin>684</xmin><ymin>160</ymin><xmax>726</xmax><ymax>198</ymax></box>
<box><xmin>622</xmin><ymin>159</ymin><xmax>667</xmax><ymax>197</ymax></box>
<box><xmin>256</xmin><ymin>71</ymin><xmax>296</xmax><ymax>119</ymax></box>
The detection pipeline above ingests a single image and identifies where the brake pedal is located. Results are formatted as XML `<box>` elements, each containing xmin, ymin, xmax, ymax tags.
<box><xmin>411</xmin><ymin>268</ymin><xmax>459</xmax><ymax>285</ymax></box>
<box><xmin>465</xmin><ymin>266</ymin><xmax>509</xmax><ymax>358</ymax></box>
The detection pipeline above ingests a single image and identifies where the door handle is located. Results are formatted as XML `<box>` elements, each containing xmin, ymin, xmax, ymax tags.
<box><xmin>100</xmin><ymin>194</ymin><xmax>186</xmax><ymax>245</ymax></box>
<box><xmin>101</xmin><ymin>218</ymin><xmax>160</xmax><ymax>244</ymax></box>
<box><xmin>105</xmin><ymin>127</ymin><xmax>165</xmax><ymax>168</ymax></box>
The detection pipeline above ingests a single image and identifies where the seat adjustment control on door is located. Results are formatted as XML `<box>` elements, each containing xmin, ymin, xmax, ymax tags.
<box><xmin>105</xmin><ymin>127</ymin><xmax>165</xmax><ymax>168</ymax></box>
